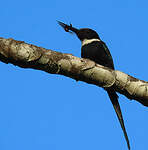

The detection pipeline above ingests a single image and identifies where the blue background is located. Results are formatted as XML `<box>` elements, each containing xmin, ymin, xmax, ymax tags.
<box><xmin>0</xmin><ymin>0</ymin><xmax>148</xmax><ymax>150</ymax></box>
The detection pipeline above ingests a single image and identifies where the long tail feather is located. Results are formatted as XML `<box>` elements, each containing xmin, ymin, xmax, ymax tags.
<box><xmin>107</xmin><ymin>89</ymin><xmax>130</xmax><ymax>150</ymax></box>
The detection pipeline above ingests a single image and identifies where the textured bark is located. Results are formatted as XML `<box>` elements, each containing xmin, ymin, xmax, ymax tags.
<box><xmin>0</xmin><ymin>37</ymin><xmax>148</xmax><ymax>106</ymax></box>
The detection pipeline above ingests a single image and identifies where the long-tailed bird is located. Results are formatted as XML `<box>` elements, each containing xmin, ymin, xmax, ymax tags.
<box><xmin>57</xmin><ymin>21</ymin><xmax>130</xmax><ymax>150</ymax></box>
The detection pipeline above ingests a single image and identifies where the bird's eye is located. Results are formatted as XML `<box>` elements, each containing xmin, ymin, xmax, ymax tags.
<box><xmin>64</xmin><ymin>27</ymin><xmax>69</xmax><ymax>32</ymax></box>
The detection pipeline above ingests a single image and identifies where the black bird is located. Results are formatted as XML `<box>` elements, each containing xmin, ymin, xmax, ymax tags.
<box><xmin>58</xmin><ymin>21</ymin><xmax>130</xmax><ymax>150</ymax></box>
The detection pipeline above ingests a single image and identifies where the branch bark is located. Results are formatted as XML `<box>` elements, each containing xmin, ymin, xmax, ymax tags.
<box><xmin>0</xmin><ymin>37</ymin><xmax>148</xmax><ymax>106</ymax></box>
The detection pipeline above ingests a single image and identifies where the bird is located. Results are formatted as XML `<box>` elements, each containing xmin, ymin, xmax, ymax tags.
<box><xmin>57</xmin><ymin>21</ymin><xmax>130</xmax><ymax>150</ymax></box>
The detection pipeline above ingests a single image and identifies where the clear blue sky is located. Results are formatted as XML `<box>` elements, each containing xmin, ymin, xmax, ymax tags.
<box><xmin>0</xmin><ymin>0</ymin><xmax>148</xmax><ymax>150</ymax></box>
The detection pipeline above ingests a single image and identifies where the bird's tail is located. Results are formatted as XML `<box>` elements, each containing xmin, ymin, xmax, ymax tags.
<box><xmin>107</xmin><ymin>88</ymin><xmax>130</xmax><ymax>150</ymax></box>
<box><xmin>57</xmin><ymin>21</ymin><xmax>79</xmax><ymax>34</ymax></box>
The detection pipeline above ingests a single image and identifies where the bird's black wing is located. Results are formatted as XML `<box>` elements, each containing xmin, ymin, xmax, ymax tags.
<box><xmin>100</xmin><ymin>41</ymin><xmax>115</xmax><ymax>69</ymax></box>
<box><xmin>81</xmin><ymin>41</ymin><xmax>114</xmax><ymax>69</ymax></box>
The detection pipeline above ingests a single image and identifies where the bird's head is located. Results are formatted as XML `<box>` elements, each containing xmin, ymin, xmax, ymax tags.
<box><xmin>76</xmin><ymin>28</ymin><xmax>100</xmax><ymax>41</ymax></box>
<box><xmin>57</xmin><ymin>21</ymin><xmax>100</xmax><ymax>41</ymax></box>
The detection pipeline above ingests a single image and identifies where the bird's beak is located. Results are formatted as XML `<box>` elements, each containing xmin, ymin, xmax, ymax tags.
<box><xmin>57</xmin><ymin>21</ymin><xmax>79</xmax><ymax>34</ymax></box>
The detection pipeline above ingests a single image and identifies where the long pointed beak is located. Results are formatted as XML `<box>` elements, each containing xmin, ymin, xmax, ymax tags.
<box><xmin>57</xmin><ymin>20</ymin><xmax>79</xmax><ymax>34</ymax></box>
<box><xmin>57</xmin><ymin>21</ymin><xmax>68</xmax><ymax>30</ymax></box>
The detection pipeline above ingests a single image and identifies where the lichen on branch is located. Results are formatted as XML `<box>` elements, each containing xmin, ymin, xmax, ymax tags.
<box><xmin>0</xmin><ymin>37</ymin><xmax>148</xmax><ymax>106</ymax></box>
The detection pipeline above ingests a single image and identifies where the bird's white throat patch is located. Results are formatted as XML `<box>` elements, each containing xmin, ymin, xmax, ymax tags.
<box><xmin>82</xmin><ymin>39</ymin><xmax>101</xmax><ymax>46</ymax></box>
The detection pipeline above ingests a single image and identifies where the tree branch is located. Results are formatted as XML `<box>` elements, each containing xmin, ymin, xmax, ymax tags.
<box><xmin>0</xmin><ymin>37</ymin><xmax>148</xmax><ymax>106</ymax></box>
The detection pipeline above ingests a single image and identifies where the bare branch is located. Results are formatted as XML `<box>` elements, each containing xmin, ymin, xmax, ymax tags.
<box><xmin>0</xmin><ymin>37</ymin><xmax>148</xmax><ymax>106</ymax></box>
